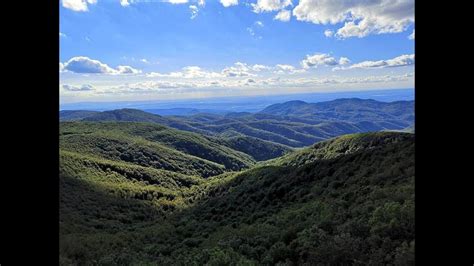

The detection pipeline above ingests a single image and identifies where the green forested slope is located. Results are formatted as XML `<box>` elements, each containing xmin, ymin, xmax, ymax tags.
<box><xmin>64</xmin><ymin>99</ymin><xmax>414</xmax><ymax>150</ymax></box>
<box><xmin>60</xmin><ymin>122</ymin><xmax>255</xmax><ymax>176</ymax></box>
<box><xmin>60</xmin><ymin>129</ymin><xmax>414</xmax><ymax>265</ymax></box>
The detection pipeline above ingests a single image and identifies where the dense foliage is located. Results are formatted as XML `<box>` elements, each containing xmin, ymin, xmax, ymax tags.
<box><xmin>60</xmin><ymin>110</ymin><xmax>100</xmax><ymax>121</ymax></box>
<box><xmin>61</xmin><ymin>122</ymin><xmax>255</xmax><ymax>177</ymax></box>
<box><xmin>60</xmin><ymin>123</ymin><xmax>415</xmax><ymax>265</ymax></box>
<box><xmin>62</xmin><ymin>98</ymin><xmax>414</xmax><ymax>149</ymax></box>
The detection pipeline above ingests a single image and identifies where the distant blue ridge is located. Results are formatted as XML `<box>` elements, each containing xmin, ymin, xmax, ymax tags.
<box><xmin>60</xmin><ymin>88</ymin><xmax>414</xmax><ymax>113</ymax></box>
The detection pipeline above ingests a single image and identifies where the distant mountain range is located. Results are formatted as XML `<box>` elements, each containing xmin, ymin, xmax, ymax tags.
<box><xmin>60</xmin><ymin>96</ymin><xmax>415</xmax><ymax>264</ymax></box>
<box><xmin>61</xmin><ymin>98</ymin><xmax>414</xmax><ymax>148</ymax></box>
<box><xmin>60</xmin><ymin>88</ymin><xmax>414</xmax><ymax>112</ymax></box>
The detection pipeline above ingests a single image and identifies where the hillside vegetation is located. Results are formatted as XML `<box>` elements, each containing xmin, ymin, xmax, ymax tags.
<box><xmin>65</xmin><ymin>98</ymin><xmax>414</xmax><ymax>149</ymax></box>
<box><xmin>60</xmin><ymin>128</ymin><xmax>414</xmax><ymax>265</ymax></box>
<box><xmin>61</xmin><ymin>122</ymin><xmax>256</xmax><ymax>177</ymax></box>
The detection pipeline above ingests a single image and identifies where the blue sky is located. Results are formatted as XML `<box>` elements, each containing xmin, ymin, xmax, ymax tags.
<box><xmin>60</xmin><ymin>0</ymin><xmax>414</xmax><ymax>104</ymax></box>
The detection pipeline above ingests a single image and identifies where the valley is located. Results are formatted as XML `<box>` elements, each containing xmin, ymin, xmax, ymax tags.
<box><xmin>59</xmin><ymin>98</ymin><xmax>415</xmax><ymax>265</ymax></box>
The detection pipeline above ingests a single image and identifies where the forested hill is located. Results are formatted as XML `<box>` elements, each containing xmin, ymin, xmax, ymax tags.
<box><xmin>61</xmin><ymin>98</ymin><xmax>414</xmax><ymax>148</ymax></box>
<box><xmin>60</xmin><ymin>130</ymin><xmax>414</xmax><ymax>265</ymax></box>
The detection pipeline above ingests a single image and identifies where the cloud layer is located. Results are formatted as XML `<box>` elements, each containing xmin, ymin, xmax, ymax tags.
<box><xmin>336</xmin><ymin>54</ymin><xmax>414</xmax><ymax>70</ymax></box>
<box><xmin>62</xmin><ymin>84</ymin><xmax>94</xmax><ymax>91</ymax></box>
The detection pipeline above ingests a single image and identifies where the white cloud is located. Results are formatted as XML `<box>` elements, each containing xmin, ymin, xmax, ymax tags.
<box><xmin>301</xmin><ymin>53</ymin><xmax>345</xmax><ymax>68</ymax></box>
<box><xmin>251</xmin><ymin>64</ymin><xmax>270</xmax><ymax>71</ymax></box>
<box><xmin>220</xmin><ymin>0</ymin><xmax>238</xmax><ymax>7</ymax></box>
<box><xmin>117</xmin><ymin>65</ymin><xmax>142</xmax><ymax>74</ymax></box>
<box><xmin>60</xmin><ymin>32</ymin><xmax>67</xmax><ymax>38</ymax></box>
<box><xmin>167</xmin><ymin>0</ymin><xmax>188</xmax><ymax>4</ymax></box>
<box><xmin>276</xmin><ymin>64</ymin><xmax>295</xmax><ymax>71</ymax></box>
<box><xmin>147</xmin><ymin>66</ymin><xmax>221</xmax><ymax>78</ymax></box>
<box><xmin>222</xmin><ymin>62</ymin><xmax>256</xmax><ymax>77</ymax></box>
<box><xmin>60</xmin><ymin>62</ymin><xmax>65</xmax><ymax>72</ymax></box>
<box><xmin>62</xmin><ymin>0</ymin><xmax>97</xmax><ymax>12</ymax></box>
<box><xmin>274</xmin><ymin>9</ymin><xmax>291</xmax><ymax>22</ymax></box>
<box><xmin>408</xmin><ymin>29</ymin><xmax>414</xmax><ymax>40</ymax></box>
<box><xmin>81</xmin><ymin>72</ymin><xmax>413</xmax><ymax>98</ymax></box>
<box><xmin>147</xmin><ymin>62</ymin><xmax>305</xmax><ymax>80</ymax></box>
<box><xmin>274</xmin><ymin>64</ymin><xmax>306</xmax><ymax>74</ymax></box>
<box><xmin>197</xmin><ymin>0</ymin><xmax>205</xmax><ymax>6</ymax></box>
<box><xmin>62</xmin><ymin>56</ymin><xmax>141</xmax><ymax>74</ymax></box>
<box><xmin>293</xmin><ymin>0</ymin><xmax>414</xmax><ymax>38</ymax></box>
<box><xmin>336</xmin><ymin>54</ymin><xmax>415</xmax><ymax>70</ymax></box>
<box><xmin>324</xmin><ymin>29</ymin><xmax>334</xmax><ymax>37</ymax></box>
<box><xmin>252</xmin><ymin>0</ymin><xmax>292</xmax><ymax>13</ymax></box>
<box><xmin>120</xmin><ymin>0</ymin><xmax>130</xmax><ymax>7</ymax></box>
<box><xmin>255</xmin><ymin>21</ymin><xmax>264</xmax><ymax>27</ymax></box>
<box><xmin>338</xmin><ymin>57</ymin><xmax>350</xmax><ymax>65</ymax></box>
<box><xmin>189</xmin><ymin>5</ymin><xmax>199</xmax><ymax>19</ymax></box>
<box><xmin>140</xmin><ymin>58</ymin><xmax>149</xmax><ymax>64</ymax></box>
<box><xmin>62</xmin><ymin>84</ymin><xmax>94</xmax><ymax>91</ymax></box>
<box><xmin>63</xmin><ymin>56</ymin><xmax>116</xmax><ymax>74</ymax></box>
<box><xmin>182</xmin><ymin>66</ymin><xmax>221</xmax><ymax>78</ymax></box>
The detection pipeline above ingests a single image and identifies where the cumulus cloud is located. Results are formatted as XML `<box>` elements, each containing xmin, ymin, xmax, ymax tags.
<box><xmin>117</xmin><ymin>65</ymin><xmax>142</xmax><ymax>74</ymax></box>
<box><xmin>408</xmin><ymin>29</ymin><xmax>414</xmax><ymax>40</ymax></box>
<box><xmin>301</xmin><ymin>53</ymin><xmax>346</xmax><ymax>68</ymax></box>
<box><xmin>189</xmin><ymin>5</ymin><xmax>199</xmax><ymax>19</ymax></box>
<box><xmin>251</xmin><ymin>64</ymin><xmax>271</xmax><ymax>71</ymax></box>
<box><xmin>274</xmin><ymin>64</ymin><xmax>294</xmax><ymax>73</ymax></box>
<box><xmin>62</xmin><ymin>56</ymin><xmax>141</xmax><ymax>74</ymax></box>
<box><xmin>252</xmin><ymin>0</ymin><xmax>292</xmax><ymax>13</ymax></box>
<box><xmin>341</xmin><ymin>54</ymin><xmax>414</xmax><ymax>70</ymax></box>
<box><xmin>62</xmin><ymin>84</ymin><xmax>94</xmax><ymax>91</ymax></box>
<box><xmin>324</xmin><ymin>29</ymin><xmax>334</xmax><ymax>37</ymax></box>
<box><xmin>62</xmin><ymin>0</ymin><xmax>97</xmax><ymax>12</ymax></box>
<box><xmin>220</xmin><ymin>0</ymin><xmax>238</xmax><ymax>7</ymax></box>
<box><xmin>120</xmin><ymin>0</ymin><xmax>130</xmax><ymax>6</ymax></box>
<box><xmin>222</xmin><ymin>62</ymin><xmax>256</xmax><ymax>77</ymax></box>
<box><xmin>293</xmin><ymin>0</ymin><xmax>414</xmax><ymax>38</ymax></box>
<box><xmin>274</xmin><ymin>64</ymin><xmax>306</xmax><ymax>74</ymax></box>
<box><xmin>63</xmin><ymin>56</ymin><xmax>116</xmax><ymax>74</ymax></box>
<box><xmin>274</xmin><ymin>9</ymin><xmax>291</xmax><ymax>22</ymax></box>
<box><xmin>147</xmin><ymin>62</ymin><xmax>305</xmax><ymax>80</ymax></box>
<box><xmin>338</xmin><ymin>57</ymin><xmax>350</xmax><ymax>65</ymax></box>
<box><xmin>197</xmin><ymin>0</ymin><xmax>205</xmax><ymax>6</ymax></box>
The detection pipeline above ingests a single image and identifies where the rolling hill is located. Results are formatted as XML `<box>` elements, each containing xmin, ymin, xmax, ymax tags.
<box><xmin>60</xmin><ymin>122</ymin><xmax>256</xmax><ymax>177</ymax></box>
<box><xmin>60</xmin><ymin>130</ymin><xmax>414</xmax><ymax>265</ymax></box>
<box><xmin>59</xmin><ymin>110</ymin><xmax>100</xmax><ymax>121</ymax></box>
<box><xmin>64</xmin><ymin>98</ymin><xmax>414</xmax><ymax>150</ymax></box>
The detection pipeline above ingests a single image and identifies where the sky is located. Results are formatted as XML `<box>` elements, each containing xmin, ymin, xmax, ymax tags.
<box><xmin>60</xmin><ymin>0</ymin><xmax>414</xmax><ymax>104</ymax></box>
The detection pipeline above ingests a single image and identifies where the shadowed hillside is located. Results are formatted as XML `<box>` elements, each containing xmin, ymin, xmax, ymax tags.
<box><xmin>60</xmin><ymin>130</ymin><xmax>414</xmax><ymax>265</ymax></box>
